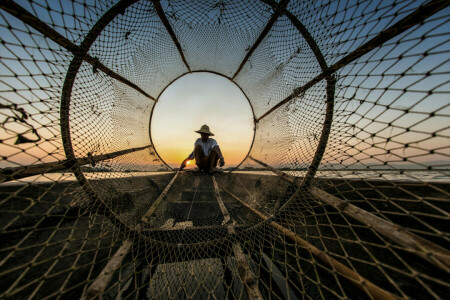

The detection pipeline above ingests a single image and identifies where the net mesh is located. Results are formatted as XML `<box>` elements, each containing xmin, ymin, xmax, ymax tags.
<box><xmin>0</xmin><ymin>0</ymin><xmax>449</xmax><ymax>299</ymax></box>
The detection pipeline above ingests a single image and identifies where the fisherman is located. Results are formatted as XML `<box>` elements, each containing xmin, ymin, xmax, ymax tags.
<box><xmin>180</xmin><ymin>125</ymin><xmax>225</xmax><ymax>173</ymax></box>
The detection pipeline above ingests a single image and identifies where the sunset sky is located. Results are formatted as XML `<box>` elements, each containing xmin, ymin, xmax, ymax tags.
<box><xmin>151</xmin><ymin>72</ymin><xmax>254</xmax><ymax>168</ymax></box>
<box><xmin>0</xmin><ymin>0</ymin><xmax>448</xmax><ymax>172</ymax></box>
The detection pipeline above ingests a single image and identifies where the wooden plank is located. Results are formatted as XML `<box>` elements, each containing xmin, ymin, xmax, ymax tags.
<box><xmin>249</xmin><ymin>156</ymin><xmax>450</xmax><ymax>273</ymax></box>
<box><xmin>82</xmin><ymin>239</ymin><xmax>133</xmax><ymax>299</ymax></box>
<box><xmin>141</xmin><ymin>171</ymin><xmax>179</xmax><ymax>222</ymax></box>
<box><xmin>219</xmin><ymin>184</ymin><xmax>399</xmax><ymax>300</ymax></box>
<box><xmin>0</xmin><ymin>145</ymin><xmax>152</xmax><ymax>182</ymax></box>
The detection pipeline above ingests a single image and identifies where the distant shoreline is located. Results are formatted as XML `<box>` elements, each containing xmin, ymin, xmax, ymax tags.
<box><xmin>1</xmin><ymin>170</ymin><xmax>449</xmax><ymax>187</ymax></box>
<box><xmin>42</xmin><ymin>168</ymin><xmax>450</xmax><ymax>173</ymax></box>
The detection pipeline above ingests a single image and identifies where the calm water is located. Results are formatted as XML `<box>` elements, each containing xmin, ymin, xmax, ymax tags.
<box><xmin>0</xmin><ymin>172</ymin><xmax>173</xmax><ymax>186</ymax></box>
<box><xmin>236</xmin><ymin>170</ymin><xmax>450</xmax><ymax>182</ymax></box>
<box><xmin>2</xmin><ymin>169</ymin><xmax>449</xmax><ymax>186</ymax></box>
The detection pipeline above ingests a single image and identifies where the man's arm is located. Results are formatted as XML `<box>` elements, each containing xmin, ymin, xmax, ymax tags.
<box><xmin>180</xmin><ymin>146</ymin><xmax>196</xmax><ymax>170</ymax></box>
<box><xmin>180</xmin><ymin>155</ymin><xmax>191</xmax><ymax>170</ymax></box>
<box><xmin>214</xmin><ymin>145</ymin><xmax>225</xmax><ymax>167</ymax></box>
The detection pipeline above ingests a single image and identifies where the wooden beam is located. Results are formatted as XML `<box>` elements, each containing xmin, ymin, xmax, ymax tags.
<box><xmin>219</xmin><ymin>184</ymin><xmax>398</xmax><ymax>300</ymax></box>
<box><xmin>0</xmin><ymin>145</ymin><xmax>152</xmax><ymax>182</ymax></box>
<box><xmin>255</xmin><ymin>0</ymin><xmax>448</xmax><ymax>122</ymax></box>
<box><xmin>212</xmin><ymin>176</ymin><xmax>263</xmax><ymax>300</ymax></box>
<box><xmin>249</xmin><ymin>156</ymin><xmax>450</xmax><ymax>274</ymax></box>
<box><xmin>141</xmin><ymin>171</ymin><xmax>179</xmax><ymax>222</ymax></box>
<box><xmin>231</xmin><ymin>0</ymin><xmax>290</xmax><ymax>80</ymax></box>
<box><xmin>143</xmin><ymin>223</ymin><xmax>245</xmax><ymax>232</ymax></box>
<box><xmin>151</xmin><ymin>0</ymin><xmax>191</xmax><ymax>72</ymax></box>
<box><xmin>0</xmin><ymin>0</ymin><xmax>156</xmax><ymax>102</ymax></box>
<box><xmin>82</xmin><ymin>239</ymin><xmax>133</xmax><ymax>299</ymax></box>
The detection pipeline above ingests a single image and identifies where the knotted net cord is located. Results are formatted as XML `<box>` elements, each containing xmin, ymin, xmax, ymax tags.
<box><xmin>0</xmin><ymin>0</ymin><xmax>449</xmax><ymax>299</ymax></box>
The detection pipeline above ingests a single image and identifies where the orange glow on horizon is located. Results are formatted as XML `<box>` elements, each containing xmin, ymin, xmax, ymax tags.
<box><xmin>154</xmin><ymin>140</ymin><xmax>253</xmax><ymax>167</ymax></box>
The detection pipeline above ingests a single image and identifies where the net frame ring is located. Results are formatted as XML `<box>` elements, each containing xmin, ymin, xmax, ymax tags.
<box><xmin>60</xmin><ymin>0</ymin><xmax>142</xmax><ymax>230</ymax></box>
<box><xmin>60</xmin><ymin>0</ymin><xmax>336</xmax><ymax>232</ymax></box>
<box><xmin>148</xmin><ymin>70</ymin><xmax>257</xmax><ymax>172</ymax></box>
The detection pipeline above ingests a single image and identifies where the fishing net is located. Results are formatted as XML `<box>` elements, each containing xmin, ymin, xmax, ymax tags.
<box><xmin>0</xmin><ymin>0</ymin><xmax>449</xmax><ymax>299</ymax></box>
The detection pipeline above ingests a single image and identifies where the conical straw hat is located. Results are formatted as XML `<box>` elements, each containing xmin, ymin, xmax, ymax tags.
<box><xmin>195</xmin><ymin>124</ymin><xmax>214</xmax><ymax>136</ymax></box>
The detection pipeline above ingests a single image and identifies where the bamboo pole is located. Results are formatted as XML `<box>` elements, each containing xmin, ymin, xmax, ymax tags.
<box><xmin>231</xmin><ymin>0</ymin><xmax>290</xmax><ymax>80</ymax></box>
<box><xmin>143</xmin><ymin>223</ymin><xmax>245</xmax><ymax>232</ymax></box>
<box><xmin>249</xmin><ymin>156</ymin><xmax>450</xmax><ymax>274</ymax></box>
<box><xmin>82</xmin><ymin>240</ymin><xmax>133</xmax><ymax>300</ymax></box>
<box><xmin>0</xmin><ymin>0</ymin><xmax>156</xmax><ymax>102</ymax></box>
<box><xmin>212</xmin><ymin>176</ymin><xmax>263</xmax><ymax>300</ymax></box>
<box><xmin>212</xmin><ymin>176</ymin><xmax>231</xmax><ymax>225</ymax></box>
<box><xmin>141</xmin><ymin>171</ymin><xmax>179</xmax><ymax>222</ymax></box>
<box><xmin>219</xmin><ymin>184</ymin><xmax>398</xmax><ymax>300</ymax></box>
<box><xmin>310</xmin><ymin>187</ymin><xmax>450</xmax><ymax>273</ymax></box>
<box><xmin>151</xmin><ymin>0</ymin><xmax>191</xmax><ymax>72</ymax></box>
<box><xmin>0</xmin><ymin>145</ymin><xmax>152</xmax><ymax>182</ymax></box>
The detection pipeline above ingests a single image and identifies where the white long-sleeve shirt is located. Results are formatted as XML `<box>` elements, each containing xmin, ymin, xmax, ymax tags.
<box><xmin>188</xmin><ymin>138</ymin><xmax>218</xmax><ymax>159</ymax></box>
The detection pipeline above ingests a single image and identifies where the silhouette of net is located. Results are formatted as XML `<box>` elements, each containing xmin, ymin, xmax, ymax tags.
<box><xmin>0</xmin><ymin>0</ymin><xmax>449</xmax><ymax>299</ymax></box>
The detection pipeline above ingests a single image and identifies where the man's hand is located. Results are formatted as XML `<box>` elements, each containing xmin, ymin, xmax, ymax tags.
<box><xmin>180</xmin><ymin>158</ymin><xmax>190</xmax><ymax>170</ymax></box>
<box><xmin>219</xmin><ymin>157</ymin><xmax>225</xmax><ymax>167</ymax></box>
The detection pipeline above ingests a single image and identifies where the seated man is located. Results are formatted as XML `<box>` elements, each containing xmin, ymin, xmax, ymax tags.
<box><xmin>180</xmin><ymin>125</ymin><xmax>225</xmax><ymax>172</ymax></box>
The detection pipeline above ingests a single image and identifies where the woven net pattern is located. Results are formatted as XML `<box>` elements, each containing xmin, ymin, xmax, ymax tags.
<box><xmin>0</xmin><ymin>0</ymin><xmax>449</xmax><ymax>299</ymax></box>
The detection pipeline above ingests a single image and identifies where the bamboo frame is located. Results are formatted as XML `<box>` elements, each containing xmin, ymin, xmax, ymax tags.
<box><xmin>249</xmin><ymin>0</ymin><xmax>337</xmax><ymax>184</ymax></box>
<box><xmin>259</xmin><ymin>0</ymin><xmax>328</xmax><ymax>72</ymax></box>
<box><xmin>219</xmin><ymin>184</ymin><xmax>398</xmax><ymax>300</ymax></box>
<box><xmin>249</xmin><ymin>156</ymin><xmax>450</xmax><ymax>274</ymax></box>
<box><xmin>0</xmin><ymin>145</ymin><xmax>151</xmax><ymax>182</ymax></box>
<box><xmin>231</xmin><ymin>0</ymin><xmax>290</xmax><ymax>80</ymax></box>
<box><xmin>55</xmin><ymin>0</ymin><xmax>162</xmax><ymax>235</ymax></box>
<box><xmin>256</xmin><ymin>0</ymin><xmax>448</xmax><ymax>122</ymax></box>
<box><xmin>151</xmin><ymin>0</ymin><xmax>191</xmax><ymax>72</ymax></box>
<box><xmin>0</xmin><ymin>0</ymin><xmax>156</xmax><ymax>102</ymax></box>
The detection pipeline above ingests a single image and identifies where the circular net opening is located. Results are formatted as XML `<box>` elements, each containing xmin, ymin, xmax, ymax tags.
<box><xmin>151</xmin><ymin>72</ymin><xmax>254</xmax><ymax>169</ymax></box>
<box><xmin>0</xmin><ymin>0</ymin><xmax>449</xmax><ymax>299</ymax></box>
